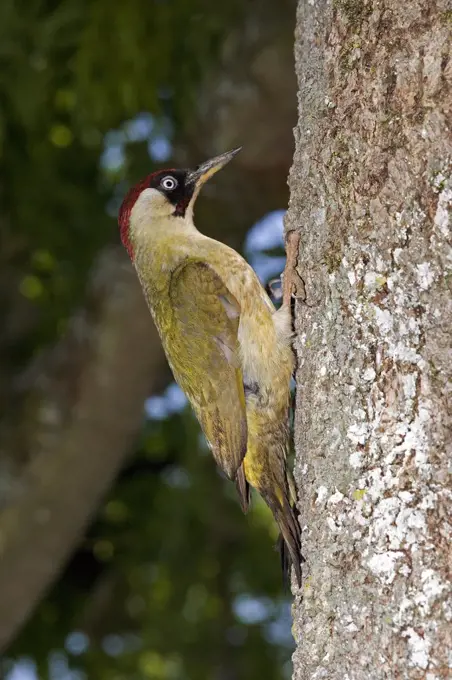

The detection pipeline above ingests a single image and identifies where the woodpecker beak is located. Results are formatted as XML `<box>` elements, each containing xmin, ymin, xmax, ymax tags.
<box><xmin>187</xmin><ymin>147</ymin><xmax>242</xmax><ymax>191</ymax></box>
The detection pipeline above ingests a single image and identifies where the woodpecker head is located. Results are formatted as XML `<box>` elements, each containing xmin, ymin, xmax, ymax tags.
<box><xmin>118</xmin><ymin>147</ymin><xmax>241</xmax><ymax>259</ymax></box>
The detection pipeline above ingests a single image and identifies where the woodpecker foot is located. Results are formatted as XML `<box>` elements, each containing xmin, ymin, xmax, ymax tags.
<box><xmin>282</xmin><ymin>231</ymin><xmax>305</xmax><ymax>307</ymax></box>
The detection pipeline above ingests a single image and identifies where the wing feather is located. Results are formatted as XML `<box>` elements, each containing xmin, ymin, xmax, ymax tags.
<box><xmin>168</xmin><ymin>259</ymin><xmax>247</xmax><ymax>483</ymax></box>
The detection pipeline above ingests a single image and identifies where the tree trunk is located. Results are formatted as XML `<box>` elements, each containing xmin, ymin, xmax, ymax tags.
<box><xmin>287</xmin><ymin>1</ymin><xmax>451</xmax><ymax>678</ymax></box>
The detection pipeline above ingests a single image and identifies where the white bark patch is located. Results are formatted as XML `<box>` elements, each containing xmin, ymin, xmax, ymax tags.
<box><xmin>364</xmin><ymin>271</ymin><xmax>386</xmax><ymax>290</ymax></box>
<box><xmin>362</xmin><ymin>367</ymin><xmax>376</xmax><ymax>381</ymax></box>
<box><xmin>348</xmin><ymin>451</ymin><xmax>362</xmax><ymax>468</ymax></box>
<box><xmin>328</xmin><ymin>490</ymin><xmax>345</xmax><ymax>504</ymax></box>
<box><xmin>433</xmin><ymin>187</ymin><xmax>451</xmax><ymax>237</ymax></box>
<box><xmin>402</xmin><ymin>627</ymin><xmax>431</xmax><ymax>669</ymax></box>
<box><xmin>421</xmin><ymin>569</ymin><xmax>447</xmax><ymax>602</ymax></box>
<box><xmin>402</xmin><ymin>372</ymin><xmax>417</xmax><ymax>400</ymax></box>
<box><xmin>346</xmin><ymin>423</ymin><xmax>369</xmax><ymax>445</ymax></box>
<box><xmin>326</xmin><ymin>516</ymin><xmax>341</xmax><ymax>533</ymax></box>
<box><xmin>315</xmin><ymin>486</ymin><xmax>328</xmax><ymax>504</ymax></box>
<box><xmin>373</xmin><ymin>307</ymin><xmax>393</xmax><ymax>335</ymax></box>
<box><xmin>367</xmin><ymin>551</ymin><xmax>404</xmax><ymax>584</ymax></box>
<box><xmin>415</xmin><ymin>262</ymin><xmax>435</xmax><ymax>290</ymax></box>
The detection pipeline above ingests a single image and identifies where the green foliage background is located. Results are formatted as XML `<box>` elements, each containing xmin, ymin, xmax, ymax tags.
<box><xmin>0</xmin><ymin>1</ymin><xmax>293</xmax><ymax>678</ymax></box>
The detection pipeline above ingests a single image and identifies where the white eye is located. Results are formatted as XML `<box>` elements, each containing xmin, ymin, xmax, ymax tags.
<box><xmin>161</xmin><ymin>176</ymin><xmax>177</xmax><ymax>191</ymax></box>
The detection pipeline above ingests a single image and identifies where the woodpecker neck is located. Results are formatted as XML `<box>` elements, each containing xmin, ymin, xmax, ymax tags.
<box><xmin>129</xmin><ymin>207</ymin><xmax>198</xmax><ymax>259</ymax></box>
<box><xmin>130</xmin><ymin>211</ymin><xmax>204</xmax><ymax>298</ymax></box>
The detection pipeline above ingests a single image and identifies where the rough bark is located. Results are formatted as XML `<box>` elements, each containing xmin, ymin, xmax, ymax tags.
<box><xmin>0</xmin><ymin>2</ymin><xmax>297</xmax><ymax>650</ymax></box>
<box><xmin>287</xmin><ymin>1</ymin><xmax>451</xmax><ymax>678</ymax></box>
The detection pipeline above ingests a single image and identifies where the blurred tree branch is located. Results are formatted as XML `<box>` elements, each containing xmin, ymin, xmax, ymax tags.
<box><xmin>0</xmin><ymin>249</ymin><xmax>165</xmax><ymax>650</ymax></box>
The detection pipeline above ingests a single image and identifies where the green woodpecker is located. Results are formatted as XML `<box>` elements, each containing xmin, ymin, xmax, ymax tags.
<box><xmin>118</xmin><ymin>148</ymin><xmax>302</xmax><ymax>586</ymax></box>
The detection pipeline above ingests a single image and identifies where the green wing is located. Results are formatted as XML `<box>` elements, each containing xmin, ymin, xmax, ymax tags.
<box><xmin>168</xmin><ymin>259</ymin><xmax>247</xmax><ymax>481</ymax></box>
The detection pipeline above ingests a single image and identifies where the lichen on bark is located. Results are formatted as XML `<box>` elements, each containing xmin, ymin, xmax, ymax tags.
<box><xmin>286</xmin><ymin>0</ymin><xmax>451</xmax><ymax>678</ymax></box>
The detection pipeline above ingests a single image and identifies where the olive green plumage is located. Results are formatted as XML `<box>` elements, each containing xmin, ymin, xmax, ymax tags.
<box><xmin>120</xmin><ymin>150</ymin><xmax>302</xmax><ymax>586</ymax></box>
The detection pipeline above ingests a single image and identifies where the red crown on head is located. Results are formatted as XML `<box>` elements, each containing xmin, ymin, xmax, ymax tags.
<box><xmin>118</xmin><ymin>176</ymin><xmax>151</xmax><ymax>258</ymax></box>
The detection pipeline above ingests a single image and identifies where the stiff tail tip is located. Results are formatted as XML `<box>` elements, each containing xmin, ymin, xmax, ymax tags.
<box><xmin>275</xmin><ymin>499</ymin><xmax>303</xmax><ymax>589</ymax></box>
<box><xmin>277</xmin><ymin>533</ymin><xmax>303</xmax><ymax>589</ymax></box>
<box><xmin>235</xmin><ymin>464</ymin><xmax>250</xmax><ymax>513</ymax></box>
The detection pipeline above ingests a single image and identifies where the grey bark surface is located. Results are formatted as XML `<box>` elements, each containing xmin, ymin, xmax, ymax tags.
<box><xmin>287</xmin><ymin>1</ymin><xmax>451</xmax><ymax>678</ymax></box>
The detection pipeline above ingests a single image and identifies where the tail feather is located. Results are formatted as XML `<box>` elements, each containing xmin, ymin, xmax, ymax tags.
<box><xmin>276</xmin><ymin>533</ymin><xmax>291</xmax><ymax>589</ymax></box>
<box><xmin>274</xmin><ymin>498</ymin><xmax>303</xmax><ymax>588</ymax></box>
<box><xmin>235</xmin><ymin>463</ymin><xmax>250</xmax><ymax>513</ymax></box>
